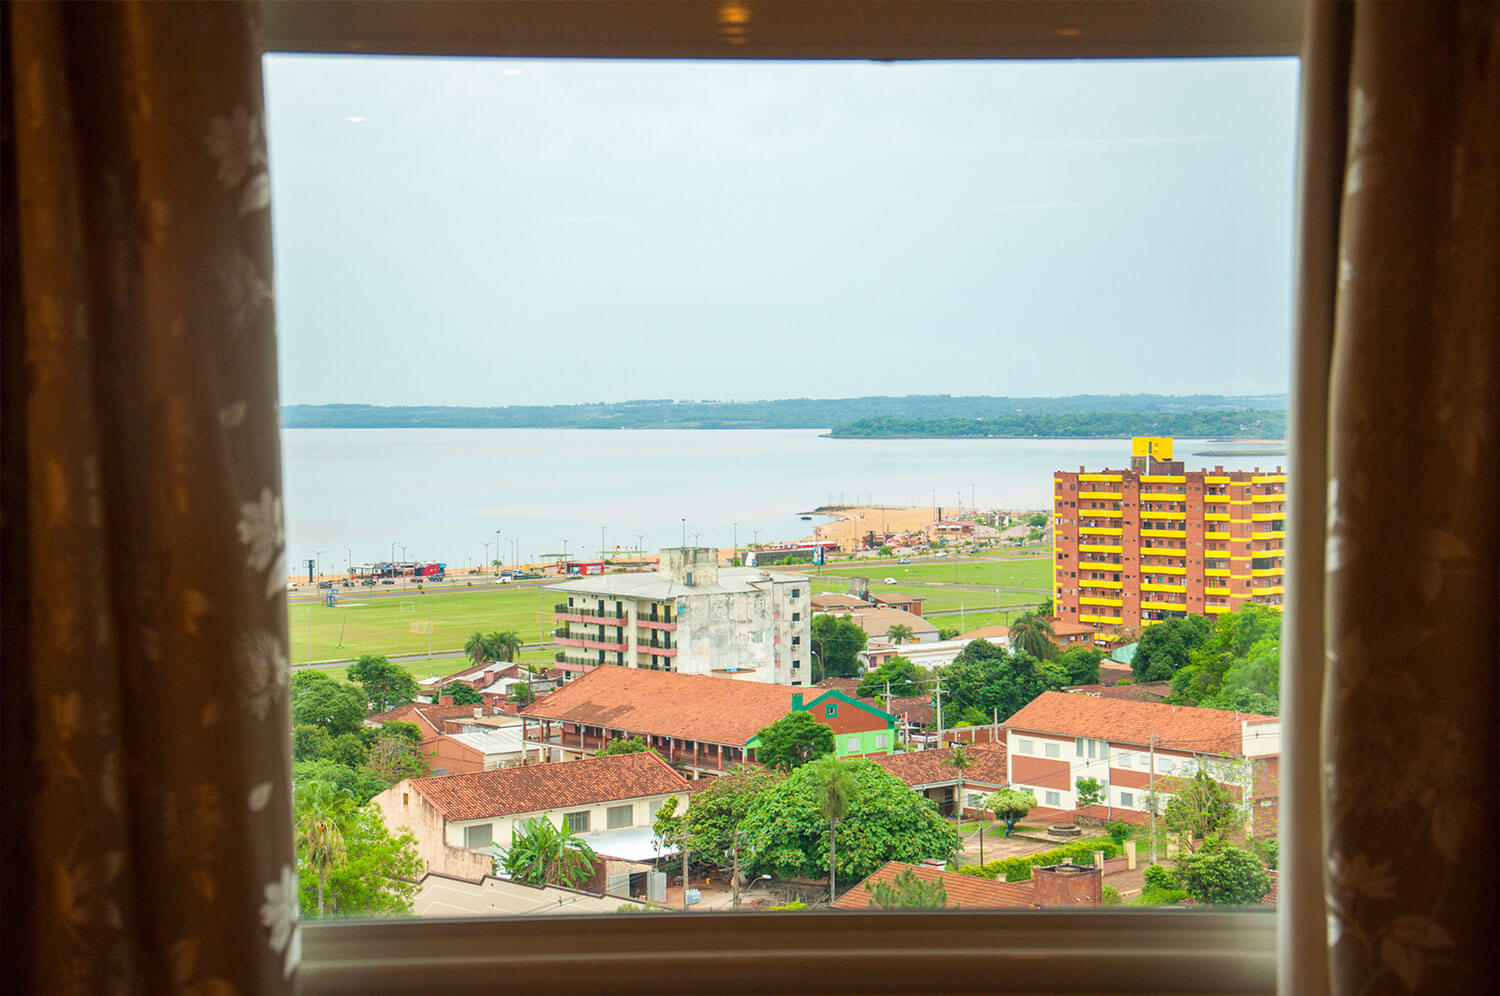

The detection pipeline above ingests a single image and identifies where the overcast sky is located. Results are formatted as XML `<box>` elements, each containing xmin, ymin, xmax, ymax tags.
<box><xmin>264</xmin><ymin>55</ymin><xmax>1299</xmax><ymax>406</ymax></box>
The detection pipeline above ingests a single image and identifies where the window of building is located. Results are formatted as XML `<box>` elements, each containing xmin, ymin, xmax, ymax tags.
<box><xmin>565</xmin><ymin>811</ymin><xmax>590</xmax><ymax>833</ymax></box>
<box><xmin>1044</xmin><ymin>791</ymin><xmax>1061</xmax><ymax>807</ymax></box>
<box><xmin>464</xmin><ymin>823</ymin><xmax>494</xmax><ymax>849</ymax></box>
<box><xmin>606</xmin><ymin>804</ymin><xmax>633</xmax><ymax>829</ymax></box>
<box><xmin>875</xmin><ymin>734</ymin><xmax>886</xmax><ymax>749</ymax></box>
<box><xmin>1044</xmin><ymin>742</ymin><xmax>1060</xmax><ymax>758</ymax></box>
<box><xmin>825</xmin><ymin>703</ymin><xmax>837</xmax><ymax>718</ymax></box>
<box><xmin>1018</xmin><ymin>739</ymin><xmax>1033</xmax><ymax>755</ymax></box>
<box><xmin>846</xmin><ymin>737</ymin><xmax>859</xmax><ymax>752</ymax></box>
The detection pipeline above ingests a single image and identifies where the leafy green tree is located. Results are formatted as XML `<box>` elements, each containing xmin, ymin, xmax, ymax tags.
<box><xmin>940</xmin><ymin>640</ymin><xmax>1069</xmax><ymax>720</ymax></box>
<box><xmin>500</xmin><ymin>817</ymin><xmax>599</xmax><ymax>888</ymax></box>
<box><xmin>1008</xmin><ymin>611</ymin><xmax>1057</xmax><ymax>660</ymax></box>
<box><xmin>1130</xmin><ymin>615</ymin><xmax>1213</xmax><ymax>681</ymax></box>
<box><xmin>877</xmin><ymin>545</ymin><xmax>894</xmax><ymax>557</ymax></box>
<box><xmin>866</xmin><ymin>866</ymin><xmax>949</xmax><ymax>909</ymax></box>
<box><xmin>885</xmin><ymin>623</ymin><xmax>915</xmax><ymax>644</ymax></box>
<box><xmin>362</xmin><ymin>731</ymin><xmax>429</xmax><ymax>784</ymax></box>
<box><xmin>293</xmin><ymin>759</ymin><xmax>389</xmax><ymax>804</ymax></box>
<box><xmin>347</xmin><ymin>655</ymin><xmax>419</xmax><ymax>713</ymax></box>
<box><xmin>1026</xmin><ymin>513</ymin><xmax>1049</xmax><ymax>528</ymax></box>
<box><xmin>1056</xmin><ymin>645</ymin><xmax>1103</xmax><ymax>685</ymax></box>
<box><xmin>295</xmin><ymin>780</ymin><xmax>355</xmax><ymax>916</ymax></box>
<box><xmin>672</xmin><ymin>764</ymin><xmax>786</xmax><ymax>869</ymax></box>
<box><xmin>937</xmin><ymin>626</ymin><xmax>961</xmax><ymax>640</ymax></box>
<box><xmin>325</xmin><ymin>732</ymin><xmax>369</xmax><ymax>769</ymax></box>
<box><xmin>811</xmin><ymin>614</ymin><xmax>868</xmax><ymax>679</ymax></box>
<box><xmin>984</xmin><ymin>788</ymin><xmax>1037</xmax><ymax>837</ymax></box>
<box><xmin>1178</xmin><ymin>840</ymin><xmax>1271</xmax><ymax>905</ymax></box>
<box><xmin>1075</xmin><ymin>777</ymin><xmax>1105</xmax><ymax>810</ymax></box>
<box><xmin>597</xmin><ymin>735</ymin><xmax>657</xmax><ymax>757</ymax></box>
<box><xmin>440</xmin><ymin>681</ymin><xmax>483</xmax><ymax>705</ymax></box>
<box><xmin>1164</xmin><ymin>768</ymin><xmax>1240</xmax><ymax>849</ymax></box>
<box><xmin>753</xmin><ymin>711</ymin><xmax>835</xmax><ymax>771</ymax></box>
<box><xmin>740</xmin><ymin>758</ymin><xmax>959</xmax><ymax>885</ymax></box>
<box><xmin>510</xmin><ymin>682</ymin><xmax>535</xmax><ymax>705</ymax></box>
<box><xmin>1170</xmin><ymin>605</ymin><xmax>1280</xmax><ymax>711</ymax></box>
<box><xmin>855</xmin><ymin>655</ymin><xmax>921</xmax><ymax>698</ymax></box>
<box><xmin>1038</xmin><ymin>596</ymin><xmax>1054</xmax><ymax>617</ymax></box>
<box><xmin>945</xmin><ymin>744</ymin><xmax>977</xmax><ymax>819</ymax></box>
<box><xmin>293</xmin><ymin>724</ymin><xmax>333</xmax><ymax>763</ymax></box>
<box><xmin>297</xmin><ymin>800</ymin><xmax>423</xmax><ymax>917</ymax></box>
<box><xmin>291</xmin><ymin>671</ymin><xmax>369</xmax><ymax>736</ymax></box>
<box><xmin>464</xmin><ymin>630</ymin><xmax>492</xmax><ymax>665</ymax></box>
<box><xmin>378</xmin><ymin>721</ymin><xmax>424</xmax><ymax>747</ymax></box>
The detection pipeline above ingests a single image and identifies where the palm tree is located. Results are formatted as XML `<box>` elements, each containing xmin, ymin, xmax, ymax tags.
<box><xmin>885</xmin><ymin>623</ymin><xmax>914</xmax><ymax>644</ymax></box>
<box><xmin>295</xmin><ymin>780</ymin><xmax>355</xmax><ymax>916</ymax></box>
<box><xmin>1008</xmin><ymin>611</ymin><xmax>1057</xmax><ymax>660</ymax></box>
<box><xmin>487</xmin><ymin>629</ymin><xmax>524</xmax><ymax>663</ymax></box>
<box><xmin>944</xmin><ymin>743</ymin><xmax>981</xmax><ymax>863</ymax></box>
<box><xmin>464</xmin><ymin>630</ymin><xmax>490</xmax><ymax>665</ymax></box>
<box><xmin>500</xmin><ymin>817</ymin><xmax>599</xmax><ymax>888</ymax></box>
<box><xmin>811</xmin><ymin>756</ymin><xmax>857</xmax><ymax>904</ymax></box>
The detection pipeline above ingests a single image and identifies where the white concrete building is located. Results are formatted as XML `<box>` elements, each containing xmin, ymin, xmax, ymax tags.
<box><xmin>547</xmin><ymin>547</ymin><xmax>813</xmax><ymax>685</ymax></box>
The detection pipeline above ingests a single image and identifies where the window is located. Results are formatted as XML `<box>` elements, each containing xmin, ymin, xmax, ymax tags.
<box><xmin>463</xmin><ymin>823</ymin><xmax>493</xmax><ymax>849</ymax></box>
<box><xmin>1044</xmin><ymin>791</ymin><xmax>1060</xmax><ymax>807</ymax></box>
<box><xmin>846</xmin><ymin>737</ymin><xmax>859</xmax><ymax>752</ymax></box>
<box><xmin>565</xmin><ymin>811</ymin><xmax>590</xmax><ymax>833</ymax></box>
<box><xmin>1044</xmin><ymin>742</ymin><xmax>1060</xmax><ymax>758</ymax></box>
<box><xmin>1118</xmin><ymin>752</ymin><xmax>1132</xmax><ymax>769</ymax></box>
<box><xmin>875</xmin><ymin>734</ymin><xmax>886</xmax><ymax>749</ymax></box>
<box><xmin>1018</xmin><ymin>739</ymin><xmax>1033</xmax><ymax>755</ymax></box>
<box><xmin>825</xmin><ymin>703</ymin><xmax>837</xmax><ymax>718</ymax></box>
<box><xmin>1120</xmin><ymin>792</ymin><xmax>1135</xmax><ymax>808</ymax></box>
<box><xmin>606</xmin><ymin>804</ymin><xmax>633</xmax><ymax>829</ymax></box>
<box><xmin>648</xmin><ymin>799</ymin><xmax>664</xmax><ymax>819</ymax></box>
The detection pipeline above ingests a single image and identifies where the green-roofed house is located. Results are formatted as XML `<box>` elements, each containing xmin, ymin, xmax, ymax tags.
<box><xmin>750</xmin><ymin>688</ymin><xmax>898</xmax><ymax>760</ymax></box>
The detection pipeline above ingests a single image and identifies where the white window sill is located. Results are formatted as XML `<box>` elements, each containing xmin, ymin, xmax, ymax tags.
<box><xmin>299</xmin><ymin>908</ymin><xmax>1275</xmax><ymax>994</ymax></box>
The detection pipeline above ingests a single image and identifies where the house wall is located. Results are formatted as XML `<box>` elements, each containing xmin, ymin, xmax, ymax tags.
<box><xmin>443</xmin><ymin>791</ymin><xmax>689</xmax><ymax>853</ymax></box>
<box><xmin>426</xmin><ymin>735</ymin><xmax>482</xmax><ymax>776</ymax></box>
<box><xmin>371</xmin><ymin>781</ymin><xmax>492</xmax><ymax>880</ymax></box>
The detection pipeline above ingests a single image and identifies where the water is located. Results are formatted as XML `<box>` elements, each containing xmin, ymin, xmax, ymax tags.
<box><xmin>279</xmin><ymin>429</ymin><xmax>1286</xmax><ymax>573</ymax></box>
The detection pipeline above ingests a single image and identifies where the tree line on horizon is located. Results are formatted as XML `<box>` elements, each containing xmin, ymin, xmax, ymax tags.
<box><xmin>827</xmin><ymin>410</ymin><xmax>1286</xmax><ymax>439</ymax></box>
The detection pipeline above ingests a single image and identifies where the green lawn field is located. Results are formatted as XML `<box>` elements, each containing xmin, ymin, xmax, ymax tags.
<box><xmin>813</xmin><ymin>556</ymin><xmax>1052</xmax><ymax>591</ymax></box>
<box><xmin>287</xmin><ymin>585</ymin><xmax>559</xmax><ymax>664</ymax></box>
<box><xmin>317</xmin><ymin>644</ymin><xmax>561</xmax><ymax>684</ymax></box>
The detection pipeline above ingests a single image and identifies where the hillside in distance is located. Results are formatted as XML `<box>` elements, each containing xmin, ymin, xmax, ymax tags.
<box><xmin>281</xmin><ymin>394</ymin><xmax>1287</xmax><ymax>432</ymax></box>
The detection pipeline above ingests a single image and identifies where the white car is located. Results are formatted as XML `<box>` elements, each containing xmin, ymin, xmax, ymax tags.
<box><xmin>883</xmin><ymin>577</ymin><xmax>898</xmax><ymax>584</ymax></box>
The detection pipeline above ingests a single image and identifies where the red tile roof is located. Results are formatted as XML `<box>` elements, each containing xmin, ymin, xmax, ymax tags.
<box><xmin>519</xmin><ymin>666</ymin><xmax>800</xmax><ymax>746</ymax></box>
<box><xmin>874</xmin><ymin>745</ymin><xmax>1008</xmax><ymax>789</ymax></box>
<box><xmin>1063</xmin><ymin>681</ymin><xmax>1172</xmax><ymax>702</ymax></box>
<box><xmin>1005</xmin><ymin>691</ymin><xmax>1265</xmax><ymax>753</ymax></box>
<box><xmin>367</xmin><ymin>701</ymin><xmax>488</xmax><ymax>738</ymax></box>
<box><xmin>408</xmin><ymin>751</ymin><xmax>690</xmax><ymax>823</ymax></box>
<box><xmin>832</xmin><ymin>861</ymin><xmax>1035</xmax><ymax>910</ymax></box>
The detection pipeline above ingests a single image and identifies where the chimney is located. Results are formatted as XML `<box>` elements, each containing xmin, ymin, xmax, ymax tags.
<box><xmin>440</xmin><ymin>695</ymin><xmax>454</xmax><ymax>707</ymax></box>
<box><xmin>1031</xmin><ymin>863</ymin><xmax>1102</xmax><ymax>907</ymax></box>
<box><xmin>473</xmin><ymin>706</ymin><xmax>483</xmax><ymax>718</ymax></box>
<box><xmin>483</xmin><ymin>669</ymin><xmax>494</xmax><ymax>685</ymax></box>
<box><xmin>792</xmin><ymin>693</ymin><xmax>803</xmax><ymax>711</ymax></box>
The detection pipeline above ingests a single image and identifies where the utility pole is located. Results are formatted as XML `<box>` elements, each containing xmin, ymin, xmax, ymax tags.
<box><xmin>935</xmin><ymin>679</ymin><xmax>946</xmax><ymax>750</ymax></box>
<box><xmin>496</xmin><ymin>528</ymin><xmax>503</xmax><ymax>571</ymax></box>
<box><xmin>731</xmin><ymin>829</ymin><xmax>741</xmax><ymax>911</ymax></box>
<box><xmin>600</xmin><ymin>523</ymin><xmax>606</xmax><ymax>563</ymax></box>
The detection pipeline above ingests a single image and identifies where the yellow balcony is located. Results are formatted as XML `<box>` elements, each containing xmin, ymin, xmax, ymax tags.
<box><xmin>1252</xmin><ymin>493</ymin><xmax>1285</xmax><ymax>503</ymax></box>
<box><xmin>1144</xmin><ymin>510</ymin><xmax>1187</xmax><ymax>520</ymax></box>
<box><xmin>1255</xmin><ymin>547</ymin><xmax>1285</xmax><ymax>557</ymax></box>
<box><xmin>1082</xmin><ymin>579</ymin><xmax>1123</xmax><ymax>590</ymax></box>
<box><xmin>1080</xmin><ymin>473</ymin><xmax>1123</xmax><ymax>483</ymax></box>
<box><xmin>1252</xmin><ymin>568</ymin><xmax>1282</xmax><ymax>578</ymax></box>
<box><xmin>1205</xmin><ymin>475</ymin><xmax>1230</xmax><ymax>484</ymax></box>
<box><xmin>1205</xmin><ymin>586</ymin><xmax>1231</xmax><ymax>596</ymax></box>
<box><xmin>1085</xmin><ymin>509</ymin><xmax>1123</xmax><ymax>518</ymax></box>
<box><xmin>1257</xmin><ymin>585</ymin><xmax>1284</xmax><ymax>595</ymax></box>
<box><xmin>1205</xmin><ymin>512</ymin><xmax>1230</xmax><ymax>521</ymax></box>
<box><xmin>1078</xmin><ymin>544</ymin><xmax>1122</xmax><ymax>553</ymax></box>
<box><xmin>1204</xmin><ymin>494</ymin><xmax>1229</xmax><ymax>504</ymax></box>
<box><xmin>1080</xmin><ymin>596</ymin><xmax>1124</xmax><ymax>607</ymax></box>
<box><xmin>1140</xmin><ymin>475</ymin><xmax>1186</xmax><ymax>484</ymax></box>
<box><xmin>1206</xmin><ymin>604</ymin><xmax>1230</xmax><ymax>614</ymax></box>
<box><xmin>1254</xmin><ymin>530</ymin><xmax>1286</xmax><ymax>540</ymax></box>
<box><xmin>1142</xmin><ymin>564</ymin><xmax>1187</xmax><ymax>575</ymax></box>
<box><xmin>1141</xmin><ymin>547</ymin><xmax>1187</xmax><ymax>556</ymax></box>
<box><xmin>1140</xmin><ymin>599</ymin><xmax>1186</xmax><ymax>611</ymax></box>
<box><xmin>1205</xmin><ymin>531</ymin><xmax>1231</xmax><ymax>540</ymax></box>
<box><xmin>1252</xmin><ymin>475</ymin><xmax>1286</xmax><ymax>485</ymax></box>
<box><xmin>1078</xmin><ymin>491</ymin><xmax>1122</xmax><ymax>500</ymax></box>
<box><xmin>1079</xmin><ymin>613</ymin><xmax>1123</xmax><ymax>624</ymax></box>
<box><xmin>1141</xmin><ymin>583</ymin><xmax>1187</xmax><ymax>594</ymax></box>
<box><xmin>1205</xmin><ymin>568</ymin><xmax>1230</xmax><ymax>577</ymax></box>
<box><xmin>1141</xmin><ymin>528</ymin><xmax>1187</xmax><ymax>538</ymax></box>
<box><xmin>1080</xmin><ymin>527</ymin><xmax>1123</xmax><ymax>537</ymax></box>
<box><xmin>1252</xmin><ymin>512</ymin><xmax>1284</xmax><ymax>522</ymax></box>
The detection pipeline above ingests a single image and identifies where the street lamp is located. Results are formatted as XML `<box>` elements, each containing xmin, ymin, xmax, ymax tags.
<box><xmin>391</xmin><ymin>541</ymin><xmax>398</xmax><ymax>562</ymax></box>
<box><xmin>313</xmin><ymin>549</ymin><xmax>324</xmax><ymax>580</ymax></box>
<box><xmin>482</xmin><ymin>541</ymin><xmax>491</xmax><ymax>575</ymax></box>
<box><xmin>344</xmin><ymin>546</ymin><xmax>352</xmax><ymax>579</ymax></box>
<box><xmin>496</xmin><ymin>528</ymin><xmax>503</xmax><ymax>572</ymax></box>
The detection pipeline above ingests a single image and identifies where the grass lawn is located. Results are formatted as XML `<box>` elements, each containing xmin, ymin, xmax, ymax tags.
<box><xmin>317</xmin><ymin>644</ymin><xmax>560</xmax><ymax>685</ymax></box>
<box><xmin>287</xmin><ymin>584</ymin><xmax>559</xmax><ymax>664</ymax></box>
<box><xmin>815</xmin><ymin>556</ymin><xmax>1052</xmax><ymax>590</ymax></box>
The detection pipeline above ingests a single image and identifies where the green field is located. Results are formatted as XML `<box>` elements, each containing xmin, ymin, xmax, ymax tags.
<box><xmin>316</xmin><ymin>644</ymin><xmax>561</xmax><ymax>684</ymax></box>
<box><xmin>287</xmin><ymin>585</ymin><xmax>558</xmax><ymax>664</ymax></box>
<box><xmin>815</xmin><ymin>556</ymin><xmax>1052</xmax><ymax>591</ymax></box>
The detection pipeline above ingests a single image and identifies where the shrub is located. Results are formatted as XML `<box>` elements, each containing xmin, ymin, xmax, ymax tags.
<box><xmin>1132</xmin><ymin>886</ymin><xmax>1189</xmax><ymax>906</ymax></box>
<box><xmin>1248</xmin><ymin>837</ymin><xmax>1279</xmax><ymax>871</ymax></box>
<box><xmin>962</xmin><ymin>839</ymin><xmax>1120</xmax><ymax>882</ymax></box>
<box><xmin>1104</xmin><ymin>820</ymin><xmax>1133</xmax><ymax>845</ymax></box>
<box><xmin>1101</xmin><ymin>885</ymin><xmax>1123</xmax><ymax>905</ymax></box>
<box><xmin>1142</xmin><ymin>863</ymin><xmax>1181</xmax><ymax>891</ymax></box>
<box><xmin>767</xmin><ymin>900</ymin><xmax>807</xmax><ymax>911</ymax></box>
<box><xmin>1179</xmin><ymin>842</ymin><xmax>1271</xmax><ymax>905</ymax></box>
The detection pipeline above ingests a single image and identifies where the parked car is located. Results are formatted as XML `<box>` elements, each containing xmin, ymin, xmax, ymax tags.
<box><xmin>883</xmin><ymin>577</ymin><xmax>898</xmax><ymax>584</ymax></box>
<box><xmin>380</xmin><ymin>579</ymin><xmax>396</xmax><ymax>585</ymax></box>
<box><xmin>317</xmin><ymin>580</ymin><xmax>333</xmax><ymax>589</ymax></box>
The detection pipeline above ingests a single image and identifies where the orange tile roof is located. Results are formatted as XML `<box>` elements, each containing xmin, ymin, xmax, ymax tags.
<box><xmin>874</xmin><ymin>745</ymin><xmax>1008</xmax><ymax>789</ymax></box>
<box><xmin>408</xmin><ymin>751</ymin><xmax>690</xmax><ymax>823</ymax></box>
<box><xmin>519</xmin><ymin>666</ymin><xmax>800</xmax><ymax>746</ymax></box>
<box><xmin>1005</xmin><ymin>691</ymin><xmax>1264</xmax><ymax>753</ymax></box>
<box><xmin>832</xmin><ymin>861</ymin><xmax>1035</xmax><ymax>910</ymax></box>
<box><xmin>367</xmin><ymin>701</ymin><xmax>488</xmax><ymax>738</ymax></box>
<box><xmin>1063</xmin><ymin>681</ymin><xmax>1172</xmax><ymax>702</ymax></box>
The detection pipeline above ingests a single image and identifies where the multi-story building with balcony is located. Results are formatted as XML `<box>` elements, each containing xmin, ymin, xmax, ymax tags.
<box><xmin>1052</xmin><ymin>437</ymin><xmax>1286</xmax><ymax>633</ymax></box>
<box><xmin>547</xmin><ymin>546</ymin><xmax>812</xmax><ymax>685</ymax></box>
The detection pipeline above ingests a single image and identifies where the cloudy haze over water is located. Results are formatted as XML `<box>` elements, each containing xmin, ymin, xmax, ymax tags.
<box><xmin>264</xmin><ymin>56</ymin><xmax>1299</xmax><ymax>407</ymax></box>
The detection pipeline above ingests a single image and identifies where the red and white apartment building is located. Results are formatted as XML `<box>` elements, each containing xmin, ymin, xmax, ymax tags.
<box><xmin>1003</xmin><ymin>691</ymin><xmax>1280</xmax><ymax>837</ymax></box>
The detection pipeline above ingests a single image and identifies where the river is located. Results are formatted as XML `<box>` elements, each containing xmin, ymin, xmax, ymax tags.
<box><xmin>279</xmin><ymin>429</ymin><xmax>1287</xmax><ymax>573</ymax></box>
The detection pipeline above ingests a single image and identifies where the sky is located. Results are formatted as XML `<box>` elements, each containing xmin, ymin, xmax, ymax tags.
<box><xmin>263</xmin><ymin>55</ymin><xmax>1299</xmax><ymax>407</ymax></box>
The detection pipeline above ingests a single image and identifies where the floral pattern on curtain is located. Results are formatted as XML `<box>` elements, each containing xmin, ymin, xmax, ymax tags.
<box><xmin>3</xmin><ymin>3</ymin><xmax>295</xmax><ymax>993</ymax></box>
<box><xmin>1316</xmin><ymin>2</ymin><xmax>1499</xmax><ymax>994</ymax></box>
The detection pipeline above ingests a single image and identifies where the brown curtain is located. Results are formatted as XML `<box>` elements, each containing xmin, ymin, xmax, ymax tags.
<box><xmin>2</xmin><ymin>3</ymin><xmax>296</xmax><ymax>993</ymax></box>
<box><xmin>1284</xmin><ymin>2</ymin><xmax>1499</xmax><ymax>994</ymax></box>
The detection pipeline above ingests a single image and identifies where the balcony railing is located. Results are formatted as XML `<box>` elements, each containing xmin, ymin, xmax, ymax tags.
<box><xmin>553</xmin><ymin>603</ymin><xmax>627</xmax><ymax>621</ymax></box>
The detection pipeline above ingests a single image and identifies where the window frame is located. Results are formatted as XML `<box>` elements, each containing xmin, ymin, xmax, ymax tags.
<box><xmin>264</xmin><ymin>2</ymin><xmax>1298</xmax><ymax>993</ymax></box>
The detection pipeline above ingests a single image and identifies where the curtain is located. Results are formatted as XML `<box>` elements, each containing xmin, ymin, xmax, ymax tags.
<box><xmin>1285</xmin><ymin>3</ymin><xmax>1499</xmax><ymax>994</ymax></box>
<box><xmin>2</xmin><ymin>3</ymin><xmax>296</xmax><ymax>993</ymax></box>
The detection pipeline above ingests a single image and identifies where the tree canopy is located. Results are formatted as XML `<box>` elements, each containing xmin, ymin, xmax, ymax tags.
<box><xmin>363</xmin><ymin>731</ymin><xmax>429</xmax><ymax>784</ymax></box>
<box><xmin>1163</xmin><ymin>768</ymin><xmax>1241</xmax><ymax>849</ymax></box>
<box><xmin>940</xmin><ymin>639</ymin><xmax>1068</xmax><ymax>720</ymax></box>
<box><xmin>500</xmin><ymin>818</ymin><xmax>598</xmax><ymax>888</ymax></box>
<box><xmin>1170</xmin><ymin>605</ymin><xmax>1281</xmax><ymax>714</ymax></box>
<box><xmin>1130</xmin><ymin>615</ymin><xmax>1213</xmax><ymax>681</ymax></box>
<box><xmin>666</xmin><ymin>763</ymin><xmax>786</xmax><ymax>870</ymax></box>
<box><xmin>885</xmin><ymin>623</ymin><xmax>915</xmax><ymax>644</ymax></box>
<box><xmin>1178</xmin><ymin>840</ymin><xmax>1272</xmax><ymax>905</ymax></box>
<box><xmin>866</xmin><ymin>866</ymin><xmax>950</xmax><ymax>909</ymax></box>
<box><xmin>739</xmin><ymin>758</ymin><xmax>959</xmax><ymax>882</ymax></box>
<box><xmin>465</xmin><ymin>629</ymin><xmax>525</xmax><ymax>665</ymax></box>
<box><xmin>1055</xmin><ymin>644</ymin><xmax>1103</xmax><ymax>685</ymax></box>
<box><xmin>811</xmin><ymin>614</ymin><xmax>868</xmax><ymax>679</ymax></box>
<box><xmin>291</xmin><ymin>671</ymin><xmax>369</xmax><ymax>737</ymax></box>
<box><xmin>753</xmin><ymin>711</ymin><xmax>835</xmax><ymax>771</ymax></box>
<box><xmin>440</xmin><ymin>681</ymin><xmax>483</xmax><ymax>705</ymax></box>
<box><xmin>984</xmin><ymin>788</ymin><xmax>1038</xmax><ymax>837</ymax></box>
<box><xmin>347</xmin><ymin>655</ymin><xmax>418</xmax><ymax>713</ymax></box>
<box><xmin>855</xmin><ymin>655</ymin><xmax>922</xmax><ymax>699</ymax></box>
<box><xmin>294</xmin><ymin>779</ymin><xmax>422</xmax><ymax>918</ymax></box>
<box><xmin>1008</xmin><ymin>611</ymin><xmax>1058</xmax><ymax>660</ymax></box>
<box><xmin>597</xmin><ymin>735</ymin><xmax>659</xmax><ymax>758</ymax></box>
